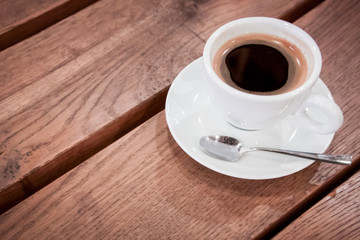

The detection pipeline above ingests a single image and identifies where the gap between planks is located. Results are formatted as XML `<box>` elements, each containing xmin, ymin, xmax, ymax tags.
<box><xmin>255</xmin><ymin>158</ymin><xmax>360</xmax><ymax>239</ymax></box>
<box><xmin>0</xmin><ymin>0</ymin><xmax>100</xmax><ymax>51</ymax></box>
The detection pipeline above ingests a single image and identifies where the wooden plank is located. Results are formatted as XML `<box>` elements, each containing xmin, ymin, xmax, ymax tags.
<box><xmin>0</xmin><ymin>0</ymin><xmax>99</xmax><ymax>50</ymax></box>
<box><xmin>274</xmin><ymin>170</ymin><xmax>360</xmax><ymax>239</ymax></box>
<box><xmin>0</xmin><ymin>0</ymin><xmax>317</xmax><ymax>212</ymax></box>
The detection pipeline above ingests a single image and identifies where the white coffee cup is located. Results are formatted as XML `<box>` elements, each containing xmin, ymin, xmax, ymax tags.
<box><xmin>203</xmin><ymin>17</ymin><xmax>343</xmax><ymax>134</ymax></box>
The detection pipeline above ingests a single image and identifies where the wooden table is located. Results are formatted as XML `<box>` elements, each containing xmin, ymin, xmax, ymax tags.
<box><xmin>0</xmin><ymin>0</ymin><xmax>359</xmax><ymax>239</ymax></box>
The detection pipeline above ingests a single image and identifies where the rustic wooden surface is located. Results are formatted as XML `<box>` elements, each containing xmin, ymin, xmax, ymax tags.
<box><xmin>0</xmin><ymin>0</ymin><xmax>99</xmax><ymax>50</ymax></box>
<box><xmin>0</xmin><ymin>0</ymin><xmax>359</xmax><ymax>237</ymax></box>
<box><xmin>0</xmin><ymin>112</ymin><xmax>345</xmax><ymax>239</ymax></box>
<box><xmin>1</xmin><ymin>0</ymin><xmax>359</xmax><ymax>238</ymax></box>
<box><xmin>275</xmin><ymin>171</ymin><xmax>360</xmax><ymax>239</ymax></box>
<box><xmin>0</xmin><ymin>0</ymin><xmax>321</xmax><ymax>211</ymax></box>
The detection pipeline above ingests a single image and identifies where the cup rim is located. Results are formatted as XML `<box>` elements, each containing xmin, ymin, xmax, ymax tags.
<box><xmin>203</xmin><ymin>17</ymin><xmax>322</xmax><ymax>101</ymax></box>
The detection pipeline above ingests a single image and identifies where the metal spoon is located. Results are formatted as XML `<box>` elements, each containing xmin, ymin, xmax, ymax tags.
<box><xmin>199</xmin><ymin>135</ymin><xmax>352</xmax><ymax>165</ymax></box>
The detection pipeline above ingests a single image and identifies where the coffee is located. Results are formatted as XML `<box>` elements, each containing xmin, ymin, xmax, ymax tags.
<box><xmin>213</xmin><ymin>34</ymin><xmax>307</xmax><ymax>95</ymax></box>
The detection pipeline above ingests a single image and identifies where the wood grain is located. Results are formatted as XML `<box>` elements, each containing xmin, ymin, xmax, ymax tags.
<box><xmin>0</xmin><ymin>0</ymin><xmax>358</xmax><ymax>238</ymax></box>
<box><xmin>274</xmin><ymin>170</ymin><xmax>360</xmax><ymax>239</ymax></box>
<box><xmin>0</xmin><ymin>112</ymin><xmax>349</xmax><ymax>239</ymax></box>
<box><xmin>0</xmin><ymin>0</ymin><xmax>317</xmax><ymax>212</ymax></box>
<box><xmin>0</xmin><ymin>0</ymin><xmax>99</xmax><ymax>50</ymax></box>
<box><xmin>0</xmin><ymin>0</ymin><xmax>202</xmax><ymax>212</ymax></box>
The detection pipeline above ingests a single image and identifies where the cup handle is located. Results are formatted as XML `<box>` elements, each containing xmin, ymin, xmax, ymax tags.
<box><xmin>293</xmin><ymin>93</ymin><xmax>343</xmax><ymax>134</ymax></box>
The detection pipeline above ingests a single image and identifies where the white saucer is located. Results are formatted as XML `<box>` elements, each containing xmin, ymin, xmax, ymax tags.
<box><xmin>165</xmin><ymin>58</ymin><xmax>335</xmax><ymax>180</ymax></box>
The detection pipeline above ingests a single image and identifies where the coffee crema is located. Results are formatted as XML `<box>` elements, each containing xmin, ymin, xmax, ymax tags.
<box><xmin>213</xmin><ymin>34</ymin><xmax>308</xmax><ymax>95</ymax></box>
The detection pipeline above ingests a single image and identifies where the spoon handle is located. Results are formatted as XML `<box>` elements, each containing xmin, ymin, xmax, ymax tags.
<box><xmin>254</xmin><ymin>147</ymin><xmax>352</xmax><ymax>165</ymax></box>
